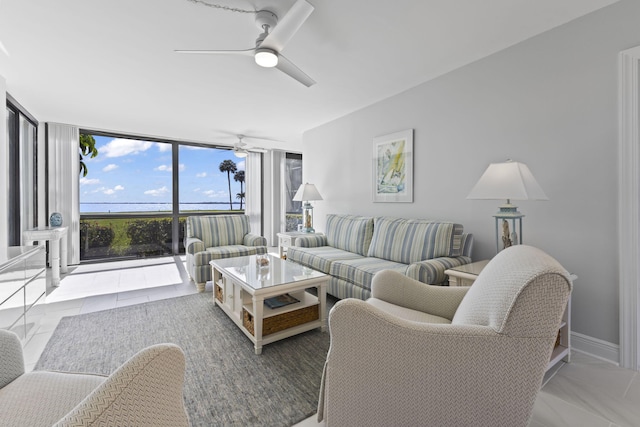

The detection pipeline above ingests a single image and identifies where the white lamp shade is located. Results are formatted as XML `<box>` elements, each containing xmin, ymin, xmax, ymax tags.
<box><xmin>293</xmin><ymin>183</ymin><xmax>323</xmax><ymax>202</ymax></box>
<box><xmin>467</xmin><ymin>160</ymin><xmax>548</xmax><ymax>201</ymax></box>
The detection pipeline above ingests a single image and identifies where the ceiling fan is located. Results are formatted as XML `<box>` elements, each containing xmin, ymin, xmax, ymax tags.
<box><xmin>228</xmin><ymin>135</ymin><xmax>268</xmax><ymax>158</ymax></box>
<box><xmin>176</xmin><ymin>0</ymin><xmax>315</xmax><ymax>87</ymax></box>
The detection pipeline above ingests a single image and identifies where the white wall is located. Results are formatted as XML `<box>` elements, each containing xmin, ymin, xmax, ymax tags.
<box><xmin>303</xmin><ymin>0</ymin><xmax>640</xmax><ymax>354</ymax></box>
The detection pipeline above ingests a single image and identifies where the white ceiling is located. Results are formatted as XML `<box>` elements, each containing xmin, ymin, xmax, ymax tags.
<box><xmin>0</xmin><ymin>0</ymin><xmax>618</xmax><ymax>151</ymax></box>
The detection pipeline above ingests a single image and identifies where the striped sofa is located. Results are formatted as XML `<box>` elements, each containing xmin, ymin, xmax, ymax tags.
<box><xmin>185</xmin><ymin>215</ymin><xmax>267</xmax><ymax>292</ymax></box>
<box><xmin>286</xmin><ymin>214</ymin><xmax>473</xmax><ymax>300</ymax></box>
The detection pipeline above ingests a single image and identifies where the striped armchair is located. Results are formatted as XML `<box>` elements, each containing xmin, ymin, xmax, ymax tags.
<box><xmin>185</xmin><ymin>215</ymin><xmax>267</xmax><ymax>292</ymax></box>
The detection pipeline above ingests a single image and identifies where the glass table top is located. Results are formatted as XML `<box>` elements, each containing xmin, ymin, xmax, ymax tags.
<box><xmin>210</xmin><ymin>254</ymin><xmax>326</xmax><ymax>291</ymax></box>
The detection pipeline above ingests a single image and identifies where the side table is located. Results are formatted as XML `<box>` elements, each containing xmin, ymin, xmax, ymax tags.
<box><xmin>23</xmin><ymin>226</ymin><xmax>68</xmax><ymax>286</ymax></box>
<box><xmin>444</xmin><ymin>260</ymin><xmax>490</xmax><ymax>286</ymax></box>
<box><xmin>445</xmin><ymin>259</ymin><xmax>575</xmax><ymax>371</ymax></box>
<box><xmin>277</xmin><ymin>231</ymin><xmax>322</xmax><ymax>259</ymax></box>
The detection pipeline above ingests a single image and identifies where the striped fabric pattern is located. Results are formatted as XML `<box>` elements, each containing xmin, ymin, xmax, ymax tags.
<box><xmin>243</xmin><ymin>233</ymin><xmax>267</xmax><ymax>247</ymax></box>
<box><xmin>406</xmin><ymin>256</ymin><xmax>473</xmax><ymax>285</ymax></box>
<box><xmin>367</xmin><ymin>217</ymin><xmax>463</xmax><ymax>263</ymax></box>
<box><xmin>293</xmin><ymin>235</ymin><xmax>328</xmax><ymax>248</ymax></box>
<box><xmin>287</xmin><ymin>246</ymin><xmax>364</xmax><ymax>274</ymax></box>
<box><xmin>325</xmin><ymin>214</ymin><xmax>374</xmax><ymax>256</ymax></box>
<box><xmin>187</xmin><ymin>215</ymin><xmax>249</xmax><ymax>247</ymax></box>
<box><xmin>329</xmin><ymin>257</ymin><xmax>409</xmax><ymax>291</ymax></box>
<box><xmin>195</xmin><ymin>245</ymin><xmax>267</xmax><ymax>266</ymax></box>
<box><xmin>329</xmin><ymin>277</ymin><xmax>372</xmax><ymax>300</ymax></box>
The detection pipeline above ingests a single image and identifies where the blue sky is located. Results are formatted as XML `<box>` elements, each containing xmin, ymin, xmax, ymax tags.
<box><xmin>80</xmin><ymin>135</ymin><xmax>245</xmax><ymax>205</ymax></box>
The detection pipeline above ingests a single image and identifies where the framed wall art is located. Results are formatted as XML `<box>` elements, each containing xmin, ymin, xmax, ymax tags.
<box><xmin>372</xmin><ymin>129</ymin><xmax>413</xmax><ymax>203</ymax></box>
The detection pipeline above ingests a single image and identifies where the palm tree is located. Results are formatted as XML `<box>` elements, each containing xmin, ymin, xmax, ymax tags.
<box><xmin>234</xmin><ymin>170</ymin><xmax>245</xmax><ymax>210</ymax></box>
<box><xmin>236</xmin><ymin>192</ymin><xmax>245</xmax><ymax>210</ymax></box>
<box><xmin>79</xmin><ymin>133</ymin><xmax>98</xmax><ymax>177</ymax></box>
<box><xmin>219</xmin><ymin>160</ymin><xmax>237</xmax><ymax>210</ymax></box>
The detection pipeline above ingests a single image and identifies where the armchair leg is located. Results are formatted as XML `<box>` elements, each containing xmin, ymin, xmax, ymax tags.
<box><xmin>196</xmin><ymin>282</ymin><xmax>206</xmax><ymax>293</ymax></box>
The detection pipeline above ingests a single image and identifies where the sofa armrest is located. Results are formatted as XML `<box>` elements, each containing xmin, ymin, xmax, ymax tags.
<box><xmin>460</xmin><ymin>233</ymin><xmax>474</xmax><ymax>258</ymax></box>
<box><xmin>243</xmin><ymin>233</ymin><xmax>267</xmax><ymax>247</ymax></box>
<box><xmin>293</xmin><ymin>234</ymin><xmax>327</xmax><ymax>247</ymax></box>
<box><xmin>185</xmin><ymin>237</ymin><xmax>205</xmax><ymax>255</ymax></box>
<box><xmin>405</xmin><ymin>256</ymin><xmax>472</xmax><ymax>285</ymax></box>
<box><xmin>371</xmin><ymin>270</ymin><xmax>469</xmax><ymax>320</ymax></box>
<box><xmin>0</xmin><ymin>329</ymin><xmax>25</xmax><ymax>389</ymax></box>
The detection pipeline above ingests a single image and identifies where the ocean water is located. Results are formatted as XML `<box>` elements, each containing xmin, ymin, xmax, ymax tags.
<box><xmin>80</xmin><ymin>202</ymin><xmax>241</xmax><ymax>213</ymax></box>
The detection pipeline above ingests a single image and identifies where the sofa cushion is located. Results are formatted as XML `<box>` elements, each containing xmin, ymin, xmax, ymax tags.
<box><xmin>287</xmin><ymin>246</ymin><xmax>364</xmax><ymax>274</ymax></box>
<box><xmin>367</xmin><ymin>217</ymin><xmax>463</xmax><ymax>263</ymax></box>
<box><xmin>325</xmin><ymin>214</ymin><xmax>374</xmax><ymax>256</ymax></box>
<box><xmin>187</xmin><ymin>215</ymin><xmax>249</xmax><ymax>247</ymax></box>
<box><xmin>330</xmin><ymin>257</ymin><xmax>409</xmax><ymax>291</ymax></box>
<box><xmin>194</xmin><ymin>245</ymin><xmax>266</xmax><ymax>266</ymax></box>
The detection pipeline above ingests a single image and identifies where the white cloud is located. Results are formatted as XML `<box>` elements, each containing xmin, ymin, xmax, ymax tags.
<box><xmin>102</xmin><ymin>164</ymin><xmax>119</xmax><ymax>172</ymax></box>
<box><xmin>144</xmin><ymin>186</ymin><xmax>169</xmax><ymax>196</ymax></box>
<box><xmin>154</xmin><ymin>163</ymin><xmax>185</xmax><ymax>172</ymax></box>
<box><xmin>100</xmin><ymin>185</ymin><xmax>124</xmax><ymax>195</ymax></box>
<box><xmin>196</xmin><ymin>172</ymin><xmax>207</xmax><ymax>178</ymax></box>
<box><xmin>80</xmin><ymin>177</ymin><xmax>100</xmax><ymax>186</ymax></box>
<box><xmin>157</xmin><ymin>144</ymin><xmax>172</xmax><ymax>152</ymax></box>
<box><xmin>99</xmin><ymin>138</ymin><xmax>154</xmax><ymax>158</ymax></box>
<box><xmin>236</xmin><ymin>160</ymin><xmax>245</xmax><ymax>170</ymax></box>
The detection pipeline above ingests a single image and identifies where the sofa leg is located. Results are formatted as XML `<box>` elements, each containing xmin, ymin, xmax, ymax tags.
<box><xmin>196</xmin><ymin>282</ymin><xmax>206</xmax><ymax>293</ymax></box>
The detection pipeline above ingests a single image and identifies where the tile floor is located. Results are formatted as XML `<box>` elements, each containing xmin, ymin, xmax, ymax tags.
<box><xmin>20</xmin><ymin>255</ymin><xmax>640</xmax><ymax>427</ymax></box>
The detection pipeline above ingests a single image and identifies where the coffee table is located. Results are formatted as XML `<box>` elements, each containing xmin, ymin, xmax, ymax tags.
<box><xmin>210</xmin><ymin>254</ymin><xmax>328</xmax><ymax>354</ymax></box>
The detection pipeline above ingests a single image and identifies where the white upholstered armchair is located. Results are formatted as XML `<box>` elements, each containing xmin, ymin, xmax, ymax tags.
<box><xmin>318</xmin><ymin>245</ymin><xmax>572</xmax><ymax>427</ymax></box>
<box><xmin>0</xmin><ymin>329</ymin><xmax>189</xmax><ymax>427</ymax></box>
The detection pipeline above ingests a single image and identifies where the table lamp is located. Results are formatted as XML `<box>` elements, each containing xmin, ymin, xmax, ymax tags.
<box><xmin>293</xmin><ymin>183</ymin><xmax>323</xmax><ymax>233</ymax></box>
<box><xmin>467</xmin><ymin>159</ymin><xmax>548</xmax><ymax>252</ymax></box>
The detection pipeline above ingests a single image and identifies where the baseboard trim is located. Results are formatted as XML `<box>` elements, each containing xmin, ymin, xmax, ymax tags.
<box><xmin>571</xmin><ymin>331</ymin><xmax>620</xmax><ymax>365</ymax></box>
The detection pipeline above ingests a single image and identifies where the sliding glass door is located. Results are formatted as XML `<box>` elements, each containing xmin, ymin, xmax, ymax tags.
<box><xmin>6</xmin><ymin>100</ymin><xmax>38</xmax><ymax>246</ymax></box>
<box><xmin>79</xmin><ymin>132</ymin><xmax>252</xmax><ymax>261</ymax></box>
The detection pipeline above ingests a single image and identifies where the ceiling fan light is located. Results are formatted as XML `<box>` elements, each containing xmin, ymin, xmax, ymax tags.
<box><xmin>255</xmin><ymin>48</ymin><xmax>278</xmax><ymax>68</ymax></box>
<box><xmin>234</xmin><ymin>149</ymin><xmax>248</xmax><ymax>158</ymax></box>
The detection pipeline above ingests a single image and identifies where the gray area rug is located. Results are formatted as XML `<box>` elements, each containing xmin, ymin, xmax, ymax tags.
<box><xmin>35</xmin><ymin>292</ymin><xmax>333</xmax><ymax>426</ymax></box>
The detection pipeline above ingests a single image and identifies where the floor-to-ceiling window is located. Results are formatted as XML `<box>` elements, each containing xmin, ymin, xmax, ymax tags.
<box><xmin>79</xmin><ymin>131</ymin><xmax>250</xmax><ymax>261</ymax></box>
<box><xmin>284</xmin><ymin>153</ymin><xmax>303</xmax><ymax>232</ymax></box>
<box><xmin>6</xmin><ymin>97</ymin><xmax>38</xmax><ymax>246</ymax></box>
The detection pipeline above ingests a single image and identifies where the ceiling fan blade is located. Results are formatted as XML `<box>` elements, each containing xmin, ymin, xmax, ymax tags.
<box><xmin>275</xmin><ymin>54</ymin><xmax>315</xmax><ymax>87</ymax></box>
<box><xmin>260</xmin><ymin>0</ymin><xmax>314</xmax><ymax>52</ymax></box>
<box><xmin>174</xmin><ymin>48</ymin><xmax>254</xmax><ymax>55</ymax></box>
<box><xmin>0</xmin><ymin>39</ymin><xmax>8</xmax><ymax>56</ymax></box>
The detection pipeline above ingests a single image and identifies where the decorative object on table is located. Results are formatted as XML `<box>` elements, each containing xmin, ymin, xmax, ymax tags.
<box><xmin>256</xmin><ymin>254</ymin><xmax>270</xmax><ymax>268</ymax></box>
<box><xmin>467</xmin><ymin>159</ymin><xmax>548</xmax><ymax>252</ymax></box>
<box><xmin>293</xmin><ymin>183</ymin><xmax>323</xmax><ymax>232</ymax></box>
<box><xmin>264</xmin><ymin>293</ymin><xmax>300</xmax><ymax>309</ymax></box>
<box><xmin>49</xmin><ymin>212</ymin><xmax>63</xmax><ymax>227</ymax></box>
<box><xmin>373</xmin><ymin>129</ymin><xmax>413</xmax><ymax>203</ymax></box>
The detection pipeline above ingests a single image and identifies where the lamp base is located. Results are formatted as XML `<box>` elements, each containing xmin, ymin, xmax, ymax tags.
<box><xmin>300</xmin><ymin>227</ymin><xmax>315</xmax><ymax>233</ymax></box>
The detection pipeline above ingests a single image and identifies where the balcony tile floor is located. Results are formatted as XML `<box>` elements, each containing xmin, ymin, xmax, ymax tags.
<box><xmin>19</xmin><ymin>255</ymin><xmax>640</xmax><ymax>427</ymax></box>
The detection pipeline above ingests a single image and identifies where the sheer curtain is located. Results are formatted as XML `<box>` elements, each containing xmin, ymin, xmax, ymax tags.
<box><xmin>47</xmin><ymin>123</ymin><xmax>79</xmax><ymax>265</ymax></box>
<box><xmin>245</xmin><ymin>151</ymin><xmax>262</xmax><ymax>238</ymax></box>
